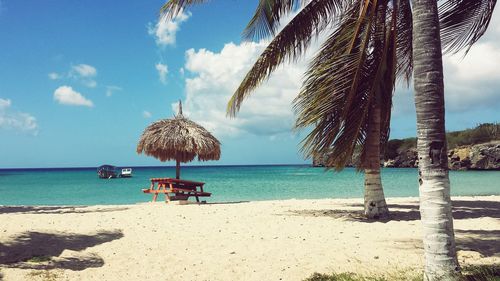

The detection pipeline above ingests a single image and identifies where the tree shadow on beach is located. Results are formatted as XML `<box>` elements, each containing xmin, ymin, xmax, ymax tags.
<box><xmin>286</xmin><ymin>200</ymin><xmax>500</xmax><ymax>223</ymax></box>
<box><xmin>206</xmin><ymin>201</ymin><xmax>250</xmax><ymax>205</ymax></box>
<box><xmin>391</xmin><ymin>229</ymin><xmax>500</xmax><ymax>258</ymax></box>
<box><xmin>455</xmin><ymin>229</ymin><xmax>500</xmax><ymax>257</ymax></box>
<box><xmin>0</xmin><ymin>230</ymin><xmax>123</xmax><ymax>271</ymax></box>
<box><xmin>0</xmin><ymin>206</ymin><xmax>129</xmax><ymax>215</ymax></box>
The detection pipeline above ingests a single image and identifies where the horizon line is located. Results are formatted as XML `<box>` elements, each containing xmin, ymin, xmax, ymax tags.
<box><xmin>0</xmin><ymin>163</ymin><xmax>312</xmax><ymax>171</ymax></box>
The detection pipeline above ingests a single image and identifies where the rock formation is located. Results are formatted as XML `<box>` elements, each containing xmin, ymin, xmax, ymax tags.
<box><xmin>314</xmin><ymin>142</ymin><xmax>500</xmax><ymax>170</ymax></box>
<box><xmin>448</xmin><ymin>142</ymin><xmax>500</xmax><ymax>170</ymax></box>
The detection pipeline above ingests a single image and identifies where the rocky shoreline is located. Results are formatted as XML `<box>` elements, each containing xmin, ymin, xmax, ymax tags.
<box><xmin>383</xmin><ymin>141</ymin><xmax>500</xmax><ymax>170</ymax></box>
<box><xmin>313</xmin><ymin>141</ymin><xmax>500</xmax><ymax>170</ymax></box>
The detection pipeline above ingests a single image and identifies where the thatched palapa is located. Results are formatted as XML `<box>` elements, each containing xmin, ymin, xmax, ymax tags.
<box><xmin>137</xmin><ymin>101</ymin><xmax>221</xmax><ymax>179</ymax></box>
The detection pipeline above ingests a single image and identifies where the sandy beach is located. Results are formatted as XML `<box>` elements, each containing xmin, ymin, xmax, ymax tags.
<box><xmin>0</xmin><ymin>196</ymin><xmax>498</xmax><ymax>281</ymax></box>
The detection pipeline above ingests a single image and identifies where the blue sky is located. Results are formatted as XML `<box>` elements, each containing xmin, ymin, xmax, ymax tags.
<box><xmin>0</xmin><ymin>1</ymin><xmax>499</xmax><ymax>168</ymax></box>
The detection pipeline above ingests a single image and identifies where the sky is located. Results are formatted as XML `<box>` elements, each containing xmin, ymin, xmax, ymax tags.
<box><xmin>0</xmin><ymin>1</ymin><xmax>499</xmax><ymax>168</ymax></box>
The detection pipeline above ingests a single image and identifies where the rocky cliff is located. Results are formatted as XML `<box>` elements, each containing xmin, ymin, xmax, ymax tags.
<box><xmin>383</xmin><ymin>141</ymin><xmax>500</xmax><ymax>170</ymax></box>
<box><xmin>313</xmin><ymin>142</ymin><xmax>500</xmax><ymax>170</ymax></box>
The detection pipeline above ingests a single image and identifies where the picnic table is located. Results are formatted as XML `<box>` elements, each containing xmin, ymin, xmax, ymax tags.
<box><xmin>142</xmin><ymin>178</ymin><xmax>211</xmax><ymax>203</ymax></box>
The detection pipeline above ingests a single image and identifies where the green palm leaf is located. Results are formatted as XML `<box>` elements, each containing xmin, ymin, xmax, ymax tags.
<box><xmin>160</xmin><ymin>0</ymin><xmax>208</xmax><ymax>19</ymax></box>
<box><xmin>243</xmin><ymin>0</ymin><xmax>299</xmax><ymax>41</ymax></box>
<box><xmin>227</xmin><ymin>0</ymin><xmax>347</xmax><ymax>117</ymax></box>
<box><xmin>439</xmin><ymin>0</ymin><xmax>497</xmax><ymax>54</ymax></box>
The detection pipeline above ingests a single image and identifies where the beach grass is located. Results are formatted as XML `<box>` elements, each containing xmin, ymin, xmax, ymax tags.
<box><xmin>26</xmin><ymin>255</ymin><xmax>52</xmax><ymax>263</ymax></box>
<box><xmin>26</xmin><ymin>270</ymin><xmax>59</xmax><ymax>281</ymax></box>
<box><xmin>304</xmin><ymin>264</ymin><xmax>500</xmax><ymax>281</ymax></box>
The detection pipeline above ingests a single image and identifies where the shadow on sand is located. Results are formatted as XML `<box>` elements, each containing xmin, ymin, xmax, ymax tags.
<box><xmin>206</xmin><ymin>201</ymin><xmax>250</xmax><ymax>205</ymax></box>
<box><xmin>0</xmin><ymin>230</ymin><xmax>123</xmax><ymax>271</ymax></box>
<box><xmin>455</xmin><ymin>229</ymin><xmax>500</xmax><ymax>257</ymax></box>
<box><xmin>0</xmin><ymin>206</ymin><xmax>129</xmax><ymax>215</ymax></box>
<box><xmin>391</xmin><ymin>229</ymin><xmax>500</xmax><ymax>258</ymax></box>
<box><xmin>286</xmin><ymin>200</ymin><xmax>500</xmax><ymax>223</ymax></box>
<box><xmin>289</xmin><ymin>199</ymin><xmax>500</xmax><ymax>259</ymax></box>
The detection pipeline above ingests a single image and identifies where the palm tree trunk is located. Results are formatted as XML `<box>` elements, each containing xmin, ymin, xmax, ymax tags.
<box><xmin>364</xmin><ymin>102</ymin><xmax>389</xmax><ymax>219</ymax></box>
<box><xmin>411</xmin><ymin>0</ymin><xmax>460</xmax><ymax>279</ymax></box>
<box><xmin>363</xmin><ymin>0</ymin><xmax>389</xmax><ymax>220</ymax></box>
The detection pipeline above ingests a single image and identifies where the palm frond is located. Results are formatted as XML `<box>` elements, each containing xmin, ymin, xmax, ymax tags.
<box><xmin>375</xmin><ymin>4</ymin><xmax>398</xmax><ymax>162</ymax></box>
<box><xmin>227</xmin><ymin>0</ymin><xmax>348</xmax><ymax>117</ymax></box>
<box><xmin>395</xmin><ymin>0</ymin><xmax>412</xmax><ymax>84</ymax></box>
<box><xmin>294</xmin><ymin>3</ymin><xmax>383</xmax><ymax>170</ymax></box>
<box><xmin>244</xmin><ymin>0</ymin><xmax>350</xmax><ymax>41</ymax></box>
<box><xmin>439</xmin><ymin>0</ymin><xmax>497</xmax><ymax>54</ymax></box>
<box><xmin>160</xmin><ymin>0</ymin><xmax>208</xmax><ymax>19</ymax></box>
<box><xmin>341</xmin><ymin>0</ymin><xmax>379</xmax><ymax>122</ymax></box>
<box><xmin>243</xmin><ymin>0</ymin><xmax>298</xmax><ymax>41</ymax></box>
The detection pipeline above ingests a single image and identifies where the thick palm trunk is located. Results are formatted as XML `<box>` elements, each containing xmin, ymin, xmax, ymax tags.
<box><xmin>364</xmin><ymin>103</ymin><xmax>389</xmax><ymax>219</ymax></box>
<box><xmin>411</xmin><ymin>0</ymin><xmax>460</xmax><ymax>280</ymax></box>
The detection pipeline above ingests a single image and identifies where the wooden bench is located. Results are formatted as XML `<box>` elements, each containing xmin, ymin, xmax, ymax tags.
<box><xmin>142</xmin><ymin>178</ymin><xmax>211</xmax><ymax>203</ymax></box>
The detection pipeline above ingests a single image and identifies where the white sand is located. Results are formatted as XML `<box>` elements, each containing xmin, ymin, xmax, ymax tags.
<box><xmin>0</xmin><ymin>196</ymin><xmax>498</xmax><ymax>281</ymax></box>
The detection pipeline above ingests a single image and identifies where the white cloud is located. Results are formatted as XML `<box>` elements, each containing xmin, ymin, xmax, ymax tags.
<box><xmin>48</xmin><ymin>72</ymin><xmax>62</xmax><ymax>80</ymax></box>
<box><xmin>53</xmin><ymin>86</ymin><xmax>94</xmax><ymax>107</ymax></box>
<box><xmin>48</xmin><ymin>64</ymin><xmax>98</xmax><ymax>87</ymax></box>
<box><xmin>0</xmin><ymin>98</ymin><xmax>11</xmax><ymax>109</ymax></box>
<box><xmin>442</xmin><ymin>43</ymin><xmax>500</xmax><ymax>111</ymax></box>
<box><xmin>148</xmin><ymin>10</ymin><xmax>191</xmax><ymax>46</ymax></box>
<box><xmin>82</xmin><ymin>80</ymin><xmax>97</xmax><ymax>88</ymax></box>
<box><xmin>156</xmin><ymin>63</ymin><xmax>168</xmax><ymax>84</ymax></box>
<box><xmin>445</xmin><ymin>44</ymin><xmax>500</xmax><ymax>82</ymax></box>
<box><xmin>0</xmin><ymin>98</ymin><xmax>38</xmax><ymax>135</ymax></box>
<box><xmin>71</xmin><ymin>64</ymin><xmax>97</xmax><ymax>77</ymax></box>
<box><xmin>70</xmin><ymin>64</ymin><xmax>97</xmax><ymax>88</ymax></box>
<box><xmin>106</xmin><ymin>85</ymin><xmax>122</xmax><ymax>97</ymax></box>
<box><xmin>177</xmin><ymin>7</ymin><xmax>499</xmax><ymax>140</ymax></box>
<box><xmin>143</xmin><ymin>111</ymin><xmax>152</xmax><ymax>118</ymax></box>
<box><xmin>177</xmin><ymin>40</ymin><xmax>312</xmax><ymax>138</ymax></box>
<box><xmin>391</xmin><ymin>8</ymin><xmax>500</xmax><ymax>118</ymax></box>
<box><xmin>439</xmin><ymin>8</ymin><xmax>500</xmax><ymax>112</ymax></box>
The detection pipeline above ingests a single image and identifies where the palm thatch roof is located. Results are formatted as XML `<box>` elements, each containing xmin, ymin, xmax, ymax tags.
<box><xmin>136</xmin><ymin>102</ymin><xmax>221</xmax><ymax>163</ymax></box>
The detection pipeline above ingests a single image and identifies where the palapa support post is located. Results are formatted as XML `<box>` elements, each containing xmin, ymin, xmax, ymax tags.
<box><xmin>176</xmin><ymin>159</ymin><xmax>180</xmax><ymax>179</ymax></box>
<box><xmin>178</xmin><ymin>99</ymin><xmax>183</xmax><ymax>116</ymax></box>
<box><xmin>175</xmin><ymin>101</ymin><xmax>182</xmax><ymax>180</ymax></box>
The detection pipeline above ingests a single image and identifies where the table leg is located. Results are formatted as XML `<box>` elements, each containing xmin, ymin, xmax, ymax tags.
<box><xmin>165</xmin><ymin>183</ymin><xmax>172</xmax><ymax>203</ymax></box>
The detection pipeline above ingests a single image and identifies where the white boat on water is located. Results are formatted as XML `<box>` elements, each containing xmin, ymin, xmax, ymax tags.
<box><xmin>120</xmin><ymin>168</ymin><xmax>133</xmax><ymax>177</ymax></box>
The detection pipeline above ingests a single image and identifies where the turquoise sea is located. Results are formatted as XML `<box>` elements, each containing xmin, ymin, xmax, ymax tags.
<box><xmin>0</xmin><ymin>165</ymin><xmax>498</xmax><ymax>205</ymax></box>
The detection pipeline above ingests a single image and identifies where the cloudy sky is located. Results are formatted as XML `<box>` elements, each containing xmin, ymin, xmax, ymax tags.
<box><xmin>0</xmin><ymin>1</ymin><xmax>499</xmax><ymax>168</ymax></box>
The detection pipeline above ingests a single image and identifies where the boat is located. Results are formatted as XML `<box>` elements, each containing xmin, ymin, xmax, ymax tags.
<box><xmin>97</xmin><ymin>165</ymin><xmax>118</xmax><ymax>179</ymax></box>
<box><xmin>120</xmin><ymin>168</ymin><xmax>133</xmax><ymax>178</ymax></box>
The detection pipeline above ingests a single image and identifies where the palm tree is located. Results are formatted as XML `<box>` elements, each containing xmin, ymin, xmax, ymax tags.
<box><xmin>161</xmin><ymin>2</ymin><xmax>497</xmax><ymax>275</ymax></box>
<box><xmin>160</xmin><ymin>1</ymin><xmax>495</xmax><ymax>222</ymax></box>
<box><xmin>162</xmin><ymin>0</ymin><xmax>410</xmax><ymax>219</ymax></box>
<box><xmin>411</xmin><ymin>0</ymin><xmax>496</xmax><ymax>279</ymax></box>
<box><xmin>288</xmin><ymin>1</ymin><xmax>410</xmax><ymax>219</ymax></box>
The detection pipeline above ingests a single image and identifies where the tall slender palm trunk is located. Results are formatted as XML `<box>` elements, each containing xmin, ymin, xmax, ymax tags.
<box><xmin>363</xmin><ymin>1</ymin><xmax>389</xmax><ymax>219</ymax></box>
<box><xmin>363</xmin><ymin>102</ymin><xmax>389</xmax><ymax>219</ymax></box>
<box><xmin>411</xmin><ymin>0</ymin><xmax>460</xmax><ymax>279</ymax></box>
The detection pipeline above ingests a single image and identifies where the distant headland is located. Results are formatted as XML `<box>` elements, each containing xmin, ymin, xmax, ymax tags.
<box><xmin>313</xmin><ymin>123</ymin><xmax>500</xmax><ymax>170</ymax></box>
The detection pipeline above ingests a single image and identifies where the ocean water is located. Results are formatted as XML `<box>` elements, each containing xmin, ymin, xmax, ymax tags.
<box><xmin>0</xmin><ymin>165</ymin><xmax>498</xmax><ymax>205</ymax></box>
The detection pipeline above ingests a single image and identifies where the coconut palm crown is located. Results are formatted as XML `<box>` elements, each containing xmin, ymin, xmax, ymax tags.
<box><xmin>160</xmin><ymin>0</ymin><xmax>496</xmax><ymax>170</ymax></box>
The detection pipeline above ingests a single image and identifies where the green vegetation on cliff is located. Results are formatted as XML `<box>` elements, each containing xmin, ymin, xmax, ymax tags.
<box><xmin>385</xmin><ymin>123</ymin><xmax>499</xmax><ymax>160</ymax></box>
